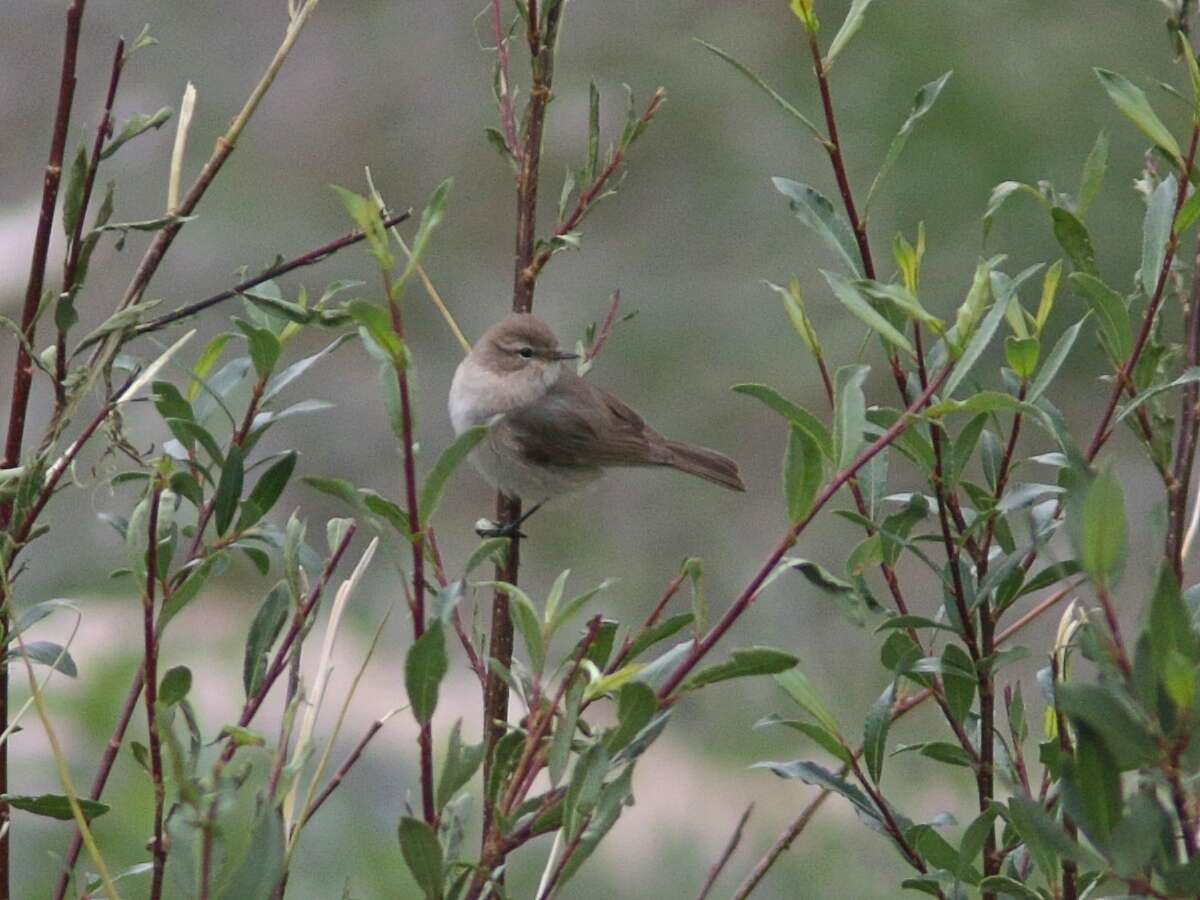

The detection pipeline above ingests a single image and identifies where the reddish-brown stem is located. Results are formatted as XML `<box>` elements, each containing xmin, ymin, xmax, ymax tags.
<box><xmin>488</xmin><ymin>0</ymin><xmax>520</xmax><ymax>156</ymax></box>
<box><xmin>482</xmin><ymin>0</ymin><xmax>565</xmax><ymax>858</ymax></box>
<box><xmin>1167</xmin><ymin>745</ymin><xmax>1199</xmax><ymax>861</ymax></box>
<box><xmin>299</xmin><ymin>715</ymin><xmax>388</xmax><ymax>828</ymax></box>
<box><xmin>1095</xmin><ymin>582</ymin><xmax>1133</xmax><ymax>679</ymax></box>
<box><xmin>381</xmin><ymin>262</ymin><xmax>435</xmax><ymax>826</ymax></box>
<box><xmin>695</xmin><ymin>803</ymin><xmax>754</xmax><ymax>900</ymax></box>
<box><xmin>658</xmin><ymin>363</ymin><xmax>953</xmax><ymax>699</ymax></box>
<box><xmin>583</xmin><ymin>290</ymin><xmax>623</xmax><ymax>365</ymax></box>
<box><xmin>525</xmin><ymin>90</ymin><xmax>666</xmax><ymax>284</ymax></box>
<box><xmin>732</xmin><ymin>584</ymin><xmax>1075</xmax><ymax>899</ymax></box>
<box><xmin>132</xmin><ymin>211</ymin><xmax>411</xmax><ymax>338</ymax></box>
<box><xmin>54</xmin><ymin>37</ymin><xmax>125</xmax><ymax>399</ymax></box>
<box><xmin>846</xmin><ymin>754</ymin><xmax>933</xmax><ymax>880</ymax></box>
<box><xmin>141</xmin><ymin>487</ymin><xmax>168</xmax><ymax>900</ymax></box>
<box><xmin>0</xmin><ymin>5</ymin><xmax>88</xmax><ymax>885</ymax></box>
<box><xmin>1086</xmin><ymin>124</ymin><xmax>1200</xmax><ymax>462</ymax></box>
<box><xmin>1167</xmin><ymin>234</ymin><xmax>1200</xmax><ymax>579</ymax></box>
<box><xmin>606</xmin><ymin>571</ymin><xmax>686</xmax><ymax>675</ymax></box>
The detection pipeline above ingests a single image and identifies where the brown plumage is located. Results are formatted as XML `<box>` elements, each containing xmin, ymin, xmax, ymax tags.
<box><xmin>448</xmin><ymin>313</ymin><xmax>745</xmax><ymax>501</ymax></box>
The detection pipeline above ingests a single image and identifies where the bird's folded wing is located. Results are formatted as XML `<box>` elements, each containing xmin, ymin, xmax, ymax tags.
<box><xmin>501</xmin><ymin>370</ymin><xmax>669</xmax><ymax>467</ymax></box>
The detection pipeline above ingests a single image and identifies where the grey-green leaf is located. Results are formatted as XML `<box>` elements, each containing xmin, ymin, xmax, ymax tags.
<box><xmin>773</xmin><ymin>178</ymin><xmax>862</xmax><ymax>276</ymax></box>
<box><xmin>406</xmin><ymin>621</ymin><xmax>448</xmax><ymax>726</ymax></box>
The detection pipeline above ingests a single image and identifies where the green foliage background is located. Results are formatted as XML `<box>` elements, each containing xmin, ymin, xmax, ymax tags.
<box><xmin>0</xmin><ymin>1</ymin><xmax>1185</xmax><ymax>896</ymax></box>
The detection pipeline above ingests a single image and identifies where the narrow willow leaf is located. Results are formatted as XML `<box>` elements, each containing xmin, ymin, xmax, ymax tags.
<box><xmin>731</xmin><ymin>384</ymin><xmax>833</xmax><ymax>458</ymax></box>
<box><xmin>1115</xmin><ymin>367</ymin><xmax>1200</xmax><ymax>424</ymax></box>
<box><xmin>681</xmin><ymin>646</ymin><xmax>798</xmax><ymax>691</ymax></box>
<box><xmin>824</xmin><ymin>0</ymin><xmax>877</xmax><ymax>66</ymax></box>
<box><xmin>398</xmin><ymin>816</ymin><xmax>444</xmax><ymax>900</ymax></box>
<box><xmin>1</xmin><ymin>794</ymin><xmax>109</xmax><ymax>822</ymax></box>
<box><xmin>212</xmin><ymin>444</ymin><xmax>244</xmax><ymax>537</ymax></box>
<box><xmin>436</xmin><ymin>721</ymin><xmax>485</xmax><ymax>812</ymax></box>
<box><xmin>406</xmin><ymin>621</ymin><xmax>448</xmax><ymax>726</ymax></box>
<box><xmin>774</xmin><ymin>669</ymin><xmax>841</xmax><ymax>737</ymax></box>
<box><xmin>982</xmin><ymin>181</ymin><xmax>1046</xmax><ymax>240</ymax></box>
<box><xmin>1027</xmin><ymin>318</ymin><xmax>1084</xmax><ymax>403</ymax></box>
<box><xmin>158</xmin><ymin>665</ymin><xmax>192</xmax><ymax>707</ymax></box>
<box><xmin>783</xmin><ymin>424</ymin><xmax>823</xmax><ymax>523</ymax></box>
<box><xmin>866</xmin><ymin>72</ymin><xmax>953</xmax><ymax>210</ymax></box>
<box><xmin>822</xmin><ymin>270</ymin><xmax>914</xmax><ymax>353</ymax></box>
<box><xmin>773</xmin><ymin>178</ymin><xmax>862</xmax><ymax>276</ymax></box>
<box><xmin>1050</xmin><ymin>207</ymin><xmax>1097</xmax><ymax>275</ymax></box>
<box><xmin>237</xmin><ymin>451</ymin><xmax>297</xmax><ymax>531</ymax></box>
<box><xmin>1069</xmin><ymin>272</ymin><xmax>1131</xmax><ymax>361</ymax></box>
<box><xmin>1005</xmin><ymin>336</ymin><xmax>1040</xmax><ymax>380</ymax></box>
<box><xmin>833</xmin><ymin>364</ymin><xmax>870</xmax><ymax>468</ymax></box>
<box><xmin>1077</xmin><ymin>131</ymin><xmax>1109</xmax><ymax>216</ymax></box>
<box><xmin>942</xmin><ymin>292</ymin><xmax>1009</xmax><ymax>398</ymax></box>
<box><xmin>100</xmin><ymin>107</ymin><xmax>173</xmax><ymax>160</ymax></box>
<box><xmin>243</xmin><ymin>583</ymin><xmax>289</xmax><ymax>698</ymax></box>
<box><xmin>1070</xmin><ymin>469</ymin><xmax>1127</xmax><ymax>585</ymax></box>
<box><xmin>1141</xmin><ymin>175</ymin><xmax>1176</xmax><ymax>296</ymax></box>
<box><xmin>695</xmin><ymin>40</ymin><xmax>824</xmax><ymax>140</ymax></box>
<box><xmin>262</xmin><ymin>333</ymin><xmax>352</xmax><ymax>403</ymax></box>
<box><xmin>419</xmin><ymin>425</ymin><xmax>489</xmax><ymax>526</ymax></box>
<box><xmin>1094</xmin><ymin>68</ymin><xmax>1183</xmax><ymax>163</ymax></box>
<box><xmin>863</xmin><ymin>681</ymin><xmax>896</xmax><ymax>783</ymax></box>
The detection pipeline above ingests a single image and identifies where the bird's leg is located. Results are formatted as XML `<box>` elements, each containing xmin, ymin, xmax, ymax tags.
<box><xmin>475</xmin><ymin>500</ymin><xmax>544</xmax><ymax>540</ymax></box>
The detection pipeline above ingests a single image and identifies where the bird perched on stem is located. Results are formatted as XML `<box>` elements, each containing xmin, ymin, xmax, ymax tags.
<box><xmin>449</xmin><ymin>313</ymin><xmax>744</xmax><ymax>531</ymax></box>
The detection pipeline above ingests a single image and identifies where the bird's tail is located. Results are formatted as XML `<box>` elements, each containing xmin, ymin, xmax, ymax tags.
<box><xmin>663</xmin><ymin>440</ymin><xmax>746</xmax><ymax>492</ymax></box>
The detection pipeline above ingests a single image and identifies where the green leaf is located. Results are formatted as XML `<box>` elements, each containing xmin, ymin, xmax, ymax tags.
<box><xmin>262</xmin><ymin>334</ymin><xmax>352</xmax><ymax>404</ymax></box>
<box><xmin>754</xmin><ymin>759</ymin><xmax>879</xmax><ymax>824</ymax></box>
<box><xmin>100</xmin><ymin>106</ymin><xmax>173</xmax><ymax>160</ymax></box>
<box><xmin>1061</xmin><ymin>725</ymin><xmax>1123</xmax><ymax>844</ymax></box>
<box><xmin>213</xmin><ymin>444</ymin><xmax>244</xmax><ymax>537</ymax></box>
<box><xmin>564</xmin><ymin>744</ymin><xmax>609</xmax><ymax>841</ymax></box>
<box><xmin>234</xmin><ymin>319</ymin><xmax>281</xmax><ymax>379</ymax></box>
<box><xmin>158</xmin><ymin>665</ymin><xmax>192</xmax><ymax>707</ymax></box>
<box><xmin>242</xmin><ymin>583</ymin><xmax>289</xmax><ymax>698</ymax></box>
<box><xmin>1115</xmin><ymin>366</ymin><xmax>1200</xmax><ymax>424</ymax></box>
<box><xmin>863</xmin><ymin>681</ymin><xmax>895</xmax><ymax>783</ymax></box>
<box><xmin>214</xmin><ymin>809</ymin><xmax>285</xmax><ymax>900</ymax></box>
<box><xmin>509</xmin><ymin>586</ymin><xmax>545</xmax><ymax>675</ymax></box>
<box><xmin>773</xmin><ymin>178</ymin><xmax>862</xmax><ymax>276</ymax></box>
<box><xmin>13</xmin><ymin>641</ymin><xmax>78</xmax><ymax>678</ymax></box>
<box><xmin>1095</xmin><ymin>68</ymin><xmax>1183</xmax><ymax>163</ymax></box>
<box><xmin>1027</xmin><ymin>318</ymin><xmax>1084</xmax><ymax>403</ymax></box>
<box><xmin>866</xmin><ymin>72</ymin><xmax>953</xmax><ymax>210</ymax></box>
<box><xmin>419</xmin><ymin>425</ymin><xmax>489</xmax><ymax>526</ymax></box>
<box><xmin>822</xmin><ymin>270</ymin><xmax>914</xmax><ymax>353</ymax></box>
<box><xmin>622</xmin><ymin>613</ymin><xmax>694</xmax><ymax>664</ymax></box>
<box><xmin>549</xmin><ymin>678</ymin><xmax>584</xmax><ymax>787</ymax></box>
<box><xmin>333</xmin><ymin>185</ymin><xmax>393</xmax><ymax>271</ymax></box>
<box><xmin>1077</xmin><ymin>131</ymin><xmax>1109</xmax><ymax>216</ymax></box>
<box><xmin>1051</xmin><ymin>206</ymin><xmax>1097</xmax><ymax>275</ymax></box>
<box><xmin>1005</xmin><ymin>336</ymin><xmax>1040</xmax><ymax>380</ymax></box>
<box><xmin>942</xmin><ymin>288</ymin><xmax>1011</xmax><ymax>398</ymax></box>
<box><xmin>436</xmin><ymin>720</ymin><xmax>485</xmax><ymax>812</ymax></box>
<box><xmin>695</xmin><ymin>40</ymin><xmax>823</xmax><ymax>140</ymax></box>
<box><xmin>941</xmin><ymin>643</ymin><xmax>976</xmax><ymax>723</ymax></box>
<box><xmin>977</xmin><ymin>876</ymin><xmax>1041</xmax><ymax>900</ymax></box>
<box><xmin>606</xmin><ymin>682</ymin><xmax>658</xmax><ymax>754</ymax></box>
<box><xmin>397</xmin><ymin>816</ymin><xmax>444</xmax><ymax>900</ymax></box>
<box><xmin>1070</xmin><ymin>469</ymin><xmax>1127</xmax><ymax>585</ymax></box>
<box><xmin>982</xmin><ymin>181</ymin><xmax>1045</xmax><ymax>240</ymax></box>
<box><xmin>731</xmin><ymin>384</ymin><xmax>833</xmax><ymax>458</ymax></box>
<box><xmin>824</xmin><ymin>0</ymin><xmax>877</xmax><ymax>66</ymax></box>
<box><xmin>1054</xmin><ymin>682</ymin><xmax>1157</xmax><ymax>769</ymax></box>
<box><xmin>1</xmin><ymin>793</ymin><xmax>109</xmax><ymax>822</ymax></box>
<box><xmin>1142</xmin><ymin>175</ymin><xmax>1177</xmax><ymax>296</ymax></box>
<box><xmin>774</xmin><ymin>669</ymin><xmax>841</xmax><ymax>736</ymax></box>
<box><xmin>61</xmin><ymin>144</ymin><xmax>88</xmax><ymax>238</ymax></box>
<box><xmin>783</xmin><ymin>423</ymin><xmax>823</xmax><ymax>523</ymax></box>
<box><xmin>237</xmin><ymin>451</ymin><xmax>297</xmax><ymax>531</ymax></box>
<box><xmin>681</xmin><ymin>646</ymin><xmax>798</xmax><ymax>691</ymax></box>
<box><xmin>396</xmin><ymin>179</ymin><xmax>453</xmax><ymax>299</ymax></box>
<box><xmin>186</xmin><ymin>333</ymin><xmax>233</xmax><ymax>402</ymax></box>
<box><xmin>756</xmin><ymin>715</ymin><xmax>852</xmax><ymax>764</ymax></box>
<box><xmin>406</xmin><ymin>621</ymin><xmax>448</xmax><ymax>726</ymax></box>
<box><xmin>1177</xmin><ymin>184</ymin><xmax>1200</xmax><ymax>236</ymax></box>
<box><xmin>833</xmin><ymin>364</ymin><xmax>870</xmax><ymax>468</ymax></box>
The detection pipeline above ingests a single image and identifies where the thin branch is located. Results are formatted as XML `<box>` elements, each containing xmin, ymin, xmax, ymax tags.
<box><xmin>131</xmin><ymin>210</ymin><xmax>412</xmax><ymax>337</ymax></box>
<box><xmin>695</xmin><ymin>803</ymin><xmax>754</xmax><ymax>900</ymax></box>
<box><xmin>380</xmin><ymin>257</ymin><xmax>436</xmax><ymax>826</ymax></box>
<box><xmin>0</xmin><ymin>8</ymin><xmax>88</xmax><ymax>885</ymax></box>
<box><xmin>1167</xmin><ymin>232</ymin><xmax>1200</xmax><ymax>578</ymax></box>
<box><xmin>298</xmin><ymin>708</ymin><xmax>401</xmax><ymax>828</ymax></box>
<box><xmin>658</xmin><ymin>362</ymin><xmax>954</xmax><ymax>699</ymax></box>
<box><xmin>141</xmin><ymin>487</ymin><xmax>167</xmax><ymax>899</ymax></box>
<box><xmin>55</xmin><ymin>36</ymin><xmax>125</xmax><ymax>400</ymax></box>
<box><xmin>583</xmin><ymin>289</ymin><xmax>623</xmax><ymax>365</ymax></box>
<box><xmin>489</xmin><ymin>0</ymin><xmax>520</xmax><ymax>157</ymax></box>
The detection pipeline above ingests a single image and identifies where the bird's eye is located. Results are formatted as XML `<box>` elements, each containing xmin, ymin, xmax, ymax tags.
<box><xmin>518</xmin><ymin>347</ymin><xmax>534</xmax><ymax>359</ymax></box>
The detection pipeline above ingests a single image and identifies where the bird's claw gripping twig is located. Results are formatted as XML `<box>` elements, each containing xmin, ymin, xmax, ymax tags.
<box><xmin>473</xmin><ymin>500</ymin><xmax>543</xmax><ymax>540</ymax></box>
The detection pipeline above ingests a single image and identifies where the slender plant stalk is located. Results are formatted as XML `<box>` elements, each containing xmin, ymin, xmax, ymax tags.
<box><xmin>380</xmin><ymin>261</ymin><xmax>436</xmax><ymax>826</ymax></box>
<box><xmin>481</xmin><ymin>0</ymin><xmax>566</xmax><ymax>851</ymax></box>
<box><xmin>695</xmin><ymin>803</ymin><xmax>754</xmax><ymax>900</ymax></box>
<box><xmin>658</xmin><ymin>363</ymin><xmax>954</xmax><ymax>699</ymax></box>
<box><xmin>141</xmin><ymin>486</ymin><xmax>168</xmax><ymax>899</ymax></box>
<box><xmin>0</xmin><ymin>4</ymin><xmax>88</xmax><ymax>889</ymax></box>
<box><xmin>132</xmin><ymin>211</ymin><xmax>411</xmax><ymax>337</ymax></box>
<box><xmin>1167</xmin><ymin>234</ymin><xmax>1200</xmax><ymax>578</ymax></box>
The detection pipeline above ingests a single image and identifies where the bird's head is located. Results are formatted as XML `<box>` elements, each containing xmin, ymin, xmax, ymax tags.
<box><xmin>474</xmin><ymin>313</ymin><xmax>579</xmax><ymax>379</ymax></box>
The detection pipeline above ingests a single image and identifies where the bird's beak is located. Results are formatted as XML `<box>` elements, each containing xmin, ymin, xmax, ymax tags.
<box><xmin>549</xmin><ymin>349</ymin><xmax>579</xmax><ymax>361</ymax></box>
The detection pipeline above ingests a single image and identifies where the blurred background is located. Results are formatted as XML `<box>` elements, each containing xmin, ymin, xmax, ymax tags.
<box><xmin>0</xmin><ymin>1</ymin><xmax>1191</xmax><ymax>897</ymax></box>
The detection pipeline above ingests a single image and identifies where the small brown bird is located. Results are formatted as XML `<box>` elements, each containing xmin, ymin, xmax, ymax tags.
<box><xmin>448</xmin><ymin>313</ymin><xmax>744</xmax><ymax>515</ymax></box>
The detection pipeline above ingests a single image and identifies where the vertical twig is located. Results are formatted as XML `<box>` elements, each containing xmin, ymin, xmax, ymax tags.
<box><xmin>1167</xmin><ymin>234</ymin><xmax>1200</xmax><ymax>579</ymax></box>
<box><xmin>695</xmin><ymin>803</ymin><xmax>754</xmax><ymax>900</ymax></box>
<box><xmin>0</xmin><ymin>4</ymin><xmax>88</xmax><ymax>890</ymax></box>
<box><xmin>380</xmin><ymin>260</ymin><xmax>436</xmax><ymax>826</ymax></box>
<box><xmin>141</xmin><ymin>486</ymin><xmax>168</xmax><ymax>899</ymax></box>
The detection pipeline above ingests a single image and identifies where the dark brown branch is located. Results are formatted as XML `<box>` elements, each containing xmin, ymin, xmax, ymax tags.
<box><xmin>132</xmin><ymin>211</ymin><xmax>411</xmax><ymax>337</ymax></box>
<box><xmin>657</xmin><ymin>363</ymin><xmax>954</xmax><ymax>699</ymax></box>
<box><xmin>1167</xmin><ymin>233</ymin><xmax>1200</xmax><ymax>579</ymax></box>
<box><xmin>54</xmin><ymin>37</ymin><xmax>125</xmax><ymax>399</ymax></box>
<box><xmin>141</xmin><ymin>487</ymin><xmax>167</xmax><ymax>900</ymax></box>
<box><xmin>695</xmin><ymin>803</ymin><xmax>754</xmax><ymax>900</ymax></box>
<box><xmin>381</xmin><ymin>261</ymin><xmax>435</xmax><ymax>826</ymax></box>
<box><xmin>1086</xmin><ymin>123</ymin><xmax>1200</xmax><ymax>462</ymax></box>
<box><xmin>0</xmin><ymin>6</ymin><xmax>88</xmax><ymax>886</ymax></box>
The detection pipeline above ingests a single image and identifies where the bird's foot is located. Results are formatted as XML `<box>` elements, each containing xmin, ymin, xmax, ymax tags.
<box><xmin>474</xmin><ymin>517</ymin><xmax>527</xmax><ymax>540</ymax></box>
